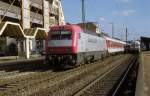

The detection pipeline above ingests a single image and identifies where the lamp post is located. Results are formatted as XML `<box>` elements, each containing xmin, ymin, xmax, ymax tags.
<box><xmin>81</xmin><ymin>0</ymin><xmax>85</xmax><ymax>23</ymax></box>
<box><xmin>126</xmin><ymin>27</ymin><xmax>128</xmax><ymax>43</ymax></box>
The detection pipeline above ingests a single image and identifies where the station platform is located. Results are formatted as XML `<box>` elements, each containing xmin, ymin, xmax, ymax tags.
<box><xmin>0</xmin><ymin>55</ymin><xmax>44</xmax><ymax>67</ymax></box>
<box><xmin>135</xmin><ymin>51</ymin><xmax>150</xmax><ymax>96</ymax></box>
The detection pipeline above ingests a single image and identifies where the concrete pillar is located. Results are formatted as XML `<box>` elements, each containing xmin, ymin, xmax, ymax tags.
<box><xmin>29</xmin><ymin>39</ymin><xmax>33</xmax><ymax>51</ymax></box>
<box><xmin>32</xmin><ymin>39</ymin><xmax>36</xmax><ymax>53</ymax></box>
<box><xmin>43</xmin><ymin>0</ymin><xmax>50</xmax><ymax>32</ymax></box>
<box><xmin>17</xmin><ymin>41</ymin><xmax>21</xmax><ymax>53</ymax></box>
<box><xmin>43</xmin><ymin>0</ymin><xmax>50</xmax><ymax>52</ymax></box>
<box><xmin>22</xmin><ymin>0</ymin><xmax>30</xmax><ymax>28</ymax></box>
<box><xmin>0</xmin><ymin>16</ymin><xmax>1</xmax><ymax>23</ymax></box>
<box><xmin>25</xmin><ymin>38</ymin><xmax>30</xmax><ymax>59</ymax></box>
<box><xmin>22</xmin><ymin>0</ymin><xmax>31</xmax><ymax>59</ymax></box>
<box><xmin>17</xmin><ymin>40</ymin><xmax>22</xmax><ymax>58</ymax></box>
<box><xmin>23</xmin><ymin>40</ymin><xmax>26</xmax><ymax>52</ymax></box>
<box><xmin>17</xmin><ymin>41</ymin><xmax>20</xmax><ymax>59</ymax></box>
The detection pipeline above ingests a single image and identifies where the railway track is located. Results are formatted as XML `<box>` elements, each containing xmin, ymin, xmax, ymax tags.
<box><xmin>0</xmin><ymin>54</ymin><xmax>125</xmax><ymax>96</ymax></box>
<box><xmin>31</xmin><ymin>54</ymin><xmax>133</xmax><ymax>96</ymax></box>
<box><xmin>73</xmin><ymin>55</ymin><xmax>137</xmax><ymax>96</ymax></box>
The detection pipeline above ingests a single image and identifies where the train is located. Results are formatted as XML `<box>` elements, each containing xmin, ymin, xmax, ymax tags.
<box><xmin>104</xmin><ymin>36</ymin><xmax>126</xmax><ymax>54</ymax></box>
<box><xmin>45</xmin><ymin>24</ymin><xmax>126</xmax><ymax>68</ymax></box>
<box><xmin>125</xmin><ymin>41</ymin><xmax>140</xmax><ymax>53</ymax></box>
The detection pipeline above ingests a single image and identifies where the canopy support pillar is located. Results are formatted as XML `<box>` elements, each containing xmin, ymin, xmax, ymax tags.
<box><xmin>22</xmin><ymin>0</ymin><xmax>31</xmax><ymax>59</ymax></box>
<box><xmin>25</xmin><ymin>38</ymin><xmax>30</xmax><ymax>59</ymax></box>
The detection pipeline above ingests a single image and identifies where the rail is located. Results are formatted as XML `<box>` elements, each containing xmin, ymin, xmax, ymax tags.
<box><xmin>112</xmin><ymin>57</ymin><xmax>138</xmax><ymax>96</ymax></box>
<box><xmin>73</xmin><ymin>55</ymin><xmax>137</xmax><ymax>96</ymax></box>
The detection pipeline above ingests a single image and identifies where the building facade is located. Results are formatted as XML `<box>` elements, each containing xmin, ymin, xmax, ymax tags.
<box><xmin>0</xmin><ymin>0</ymin><xmax>65</xmax><ymax>57</ymax></box>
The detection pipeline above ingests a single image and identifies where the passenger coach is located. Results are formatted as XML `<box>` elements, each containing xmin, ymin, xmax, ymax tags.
<box><xmin>104</xmin><ymin>36</ymin><xmax>126</xmax><ymax>53</ymax></box>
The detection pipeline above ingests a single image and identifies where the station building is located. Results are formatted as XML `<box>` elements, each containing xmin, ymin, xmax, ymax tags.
<box><xmin>0</xmin><ymin>0</ymin><xmax>65</xmax><ymax>58</ymax></box>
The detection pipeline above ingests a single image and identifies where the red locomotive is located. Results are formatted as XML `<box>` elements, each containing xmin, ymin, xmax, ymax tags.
<box><xmin>45</xmin><ymin>24</ymin><xmax>126</xmax><ymax>68</ymax></box>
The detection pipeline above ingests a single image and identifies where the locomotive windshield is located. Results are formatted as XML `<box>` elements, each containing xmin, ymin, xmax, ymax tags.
<box><xmin>50</xmin><ymin>30</ymin><xmax>72</xmax><ymax>40</ymax></box>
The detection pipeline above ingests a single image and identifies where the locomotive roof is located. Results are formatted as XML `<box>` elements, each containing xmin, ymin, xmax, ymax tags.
<box><xmin>50</xmin><ymin>24</ymin><xmax>82</xmax><ymax>31</ymax></box>
<box><xmin>50</xmin><ymin>24</ymin><xmax>100</xmax><ymax>37</ymax></box>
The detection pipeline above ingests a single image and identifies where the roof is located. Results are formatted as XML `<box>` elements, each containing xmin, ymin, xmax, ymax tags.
<box><xmin>50</xmin><ymin>24</ymin><xmax>83</xmax><ymax>32</ymax></box>
<box><xmin>0</xmin><ymin>21</ymin><xmax>47</xmax><ymax>40</ymax></box>
<box><xmin>141</xmin><ymin>37</ymin><xmax>150</xmax><ymax>42</ymax></box>
<box><xmin>24</xmin><ymin>28</ymin><xmax>47</xmax><ymax>39</ymax></box>
<box><xmin>0</xmin><ymin>22</ymin><xmax>26</xmax><ymax>39</ymax></box>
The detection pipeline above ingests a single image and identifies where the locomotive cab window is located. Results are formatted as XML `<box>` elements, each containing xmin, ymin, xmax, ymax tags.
<box><xmin>50</xmin><ymin>30</ymin><xmax>72</xmax><ymax>40</ymax></box>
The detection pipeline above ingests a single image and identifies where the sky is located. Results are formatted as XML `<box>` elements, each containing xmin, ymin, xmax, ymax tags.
<box><xmin>61</xmin><ymin>0</ymin><xmax>150</xmax><ymax>40</ymax></box>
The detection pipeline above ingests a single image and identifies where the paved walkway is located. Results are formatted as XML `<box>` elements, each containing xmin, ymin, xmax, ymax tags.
<box><xmin>135</xmin><ymin>51</ymin><xmax>150</xmax><ymax>96</ymax></box>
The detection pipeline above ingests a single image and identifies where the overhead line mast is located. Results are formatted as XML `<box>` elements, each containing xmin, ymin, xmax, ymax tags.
<box><xmin>126</xmin><ymin>27</ymin><xmax>128</xmax><ymax>43</ymax></box>
<box><xmin>81</xmin><ymin>0</ymin><xmax>85</xmax><ymax>23</ymax></box>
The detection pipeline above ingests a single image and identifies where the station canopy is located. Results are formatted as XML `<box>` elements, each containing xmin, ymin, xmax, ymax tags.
<box><xmin>0</xmin><ymin>22</ymin><xmax>47</xmax><ymax>39</ymax></box>
<box><xmin>24</xmin><ymin>28</ymin><xmax>47</xmax><ymax>39</ymax></box>
<box><xmin>141</xmin><ymin>36</ymin><xmax>150</xmax><ymax>51</ymax></box>
<box><xmin>141</xmin><ymin>37</ymin><xmax>150</xmax><ymax>42</ymax></box>
<box><xmin>0</xmin><ymin>22</ymin><xmax>26</xmax><ymax>39</ymax></box>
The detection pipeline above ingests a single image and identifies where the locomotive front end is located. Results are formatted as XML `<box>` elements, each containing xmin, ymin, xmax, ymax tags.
<box><xmin>45</xmin><ymin>25</ymin><xmax>78</xmax><ymax>67</ymax></box>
